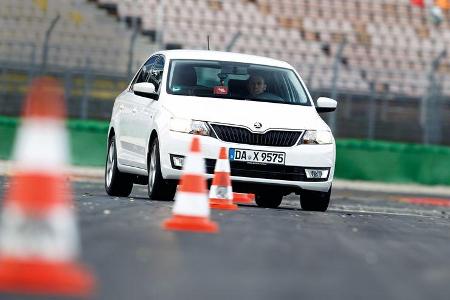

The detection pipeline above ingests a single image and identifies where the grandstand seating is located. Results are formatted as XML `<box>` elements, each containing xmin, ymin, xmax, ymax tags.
<box><xmin>93</xmin><ymin>0</ymin><xmax>450</xmax><ymax>97</ymax></box>
<box><xmin>1</xmin><ymin>0</ymin><xmax>450</xmax><ymax>97</ymax></box>
<box><xmin>0</xmin><ymin>0</ymin><xmax>155</xmax><ymax>74</ymax></box>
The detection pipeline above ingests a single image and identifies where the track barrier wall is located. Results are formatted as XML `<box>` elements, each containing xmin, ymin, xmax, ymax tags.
<box><xmin>0</xmin><ymin>116</ymin><xmax>108</xmax><ymax>167</ymax></box>
<box><xmin>335</xmin><ymin>140</ymin><xmax>450</xmax><ymax>186</ymax></box>
<box><xmin>1</xmin><ymin>116</ymin><xmax>449</xmax><ymax>186</ymax></box>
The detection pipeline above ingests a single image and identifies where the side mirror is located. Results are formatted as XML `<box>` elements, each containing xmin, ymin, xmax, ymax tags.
<box><xmin>133</xmin><ymin>82</ymin><xmax>158</xmax><ymax>100</ymax></box>
<box><xmin>316</xmin><ymin>97</ymin><xmax>337</xmax><ymax>113</ymax></box>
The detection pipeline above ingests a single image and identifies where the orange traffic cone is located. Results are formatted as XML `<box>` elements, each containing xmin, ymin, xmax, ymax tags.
<box><xmin>233</xmin><ymin>192</ymin><xmax>254</xmax><ymax>204</ymax></box>
<box><xmin>209</xmin><ymin>147</ymin><xmax>238</xmax><ymax>211</ymax></box>
<box><xmin>248</xmin><ymin>193</ymin><xmax>256</xmax><ymax>202</ymax></box>
<box><xmin>163</xmin><ymin>136</ymin><xmax>219</xmax><ymax>233</ymax></box>
<box><xmin>0</xmin><ymin>77</ymin><xmax>95</xmax><ymax>296</ymax></box>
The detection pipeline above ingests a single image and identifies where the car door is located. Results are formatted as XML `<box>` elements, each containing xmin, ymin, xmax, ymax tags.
<box><xmin>117</xmin><ymin>55</ymin><xmax>158</xmax><ymax>169</ymax></box>
<box><xmin>133</xmin><ymin>55</ymin><xmax>166</xmax><ymax>169</ymax></box>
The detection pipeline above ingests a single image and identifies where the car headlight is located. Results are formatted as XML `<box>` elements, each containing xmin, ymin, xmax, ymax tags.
<box><xmin>299</xmin><ymin>130</ymin><xmax>333</xmax><ymax>145</ymax></box>
<box><xmin>169</xmin><ymin>118</ymin><xmax>211</xmax><ymax>136</ymax></box>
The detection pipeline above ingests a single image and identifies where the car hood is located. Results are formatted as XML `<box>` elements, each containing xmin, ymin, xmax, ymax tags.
<box><xmin>162</xmin><ymin>95</ymin><xmax>330</xmax><ymax>132</ymax></box>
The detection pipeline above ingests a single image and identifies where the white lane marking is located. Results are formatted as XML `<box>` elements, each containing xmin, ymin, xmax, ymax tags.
<box><xmin>329</xmin><ymin>205</ymin><xmax>447</xmax><ymax>219</ymax></box>
<box><xmin>282</xmin><ymin>198</ymin><xmax>449</xmax><ymax>219</ymax></box>
<box><xmin>334</xmin><ymin>179</ymin><xmax>450</xmax><ymax>197</ymax></box>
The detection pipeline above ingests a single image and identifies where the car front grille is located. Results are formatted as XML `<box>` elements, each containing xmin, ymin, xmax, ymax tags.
<box><xmin>210</xmin><ymin>124</ymin><xmax>302</xmax><ymax>147</ymax></box>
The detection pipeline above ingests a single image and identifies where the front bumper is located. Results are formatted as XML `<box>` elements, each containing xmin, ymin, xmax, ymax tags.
<box><xmin>159</xmin><ymin>131</ymin><xmax>335</xmax><ymax>193</ymax></box>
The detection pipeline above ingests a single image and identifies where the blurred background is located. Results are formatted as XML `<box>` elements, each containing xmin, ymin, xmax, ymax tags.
<box><xmin>1</xmin><ymin>0</ymin><xmax>450</xmax><ymax>145</ymax></box>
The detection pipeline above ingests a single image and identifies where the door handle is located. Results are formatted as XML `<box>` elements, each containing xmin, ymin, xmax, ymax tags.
<box><xmin>119</xmin><ymin>104</ymin><xmax>124</xmax><ymax>110</ymax></box>
<box><xmin>132</xmin><ymin>108</ymin><xmax>137</xmax><ymax>114</ymax></box>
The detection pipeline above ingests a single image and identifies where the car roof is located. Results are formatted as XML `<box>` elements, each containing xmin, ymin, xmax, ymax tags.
<box><xmin>154</xmin><ymin>50</ymin><xmax>294</xmax><ymax>69</ymax></box>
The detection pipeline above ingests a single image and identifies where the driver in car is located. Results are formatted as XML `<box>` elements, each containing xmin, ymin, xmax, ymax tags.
<box><xmin>247</xmin><ymin>74</ymin><xmax>283</xmax><ymax>101</ymax></box>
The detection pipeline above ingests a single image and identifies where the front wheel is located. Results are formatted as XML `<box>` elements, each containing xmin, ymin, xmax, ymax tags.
<box><xmin>105</xmin><ymin>137</ymin><xmax>133</xmax><ymax>197</ymax></box>
<box><xmin>147</xmin><ymin>137</ymin><xmax>177</xmax><ymax>201</ymax></box>
<box><xmin>255</xmin><ymin>192</ymin><xmax>283</xmax><ymax>208</ymax></box>
<box><xmin>300</xmin><ymin>187</ymin><xmax>331</xmax><ymax>212</ymax></box>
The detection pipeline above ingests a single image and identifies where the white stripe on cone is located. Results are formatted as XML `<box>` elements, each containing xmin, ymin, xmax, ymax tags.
<box><xmin>13</xmin><ymin>119</ymin><xmax>69</xmax><ymax>173</ymax></box>
<box><xmin>181</xmin><ymin>153</ymin><xmax>206</xmax><ymax>176</ymax></box>
<box><xmin>214</xmin><ymin>159</ymin><xmax>230</xmax><ymax>173</ymax></box>
<box><xmin>209</xmin><ymin>185</ymin><xmax>233</xmax><ymax>200</ymax></box>
<box><xmin>0</xmin><ymin>203</ymin><xmax>79</xmax><ymax>261</ymax></box>
<box><xmin>172</xmin><ymin>191</ymin><xmax>210</xmax><ymax>217</ymax></box>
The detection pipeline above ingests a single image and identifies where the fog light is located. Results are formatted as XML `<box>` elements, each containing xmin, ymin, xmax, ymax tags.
<box><xmin>171</xmin><ymin>155</ymin><xmax>184</xmax><ymax>168</ymax></box>
<box><xmin>305</xmin><ymin>169</ymin><xmax>329</xmax><ymax>179</ymax></box>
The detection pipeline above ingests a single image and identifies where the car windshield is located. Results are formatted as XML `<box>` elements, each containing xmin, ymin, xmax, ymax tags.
<box><xmin>166</xmin><ymin>59</ymin><xmax>311</xmax><ymax>106</ymax></box>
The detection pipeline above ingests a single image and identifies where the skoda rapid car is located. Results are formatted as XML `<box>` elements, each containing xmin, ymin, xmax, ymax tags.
<box><xmin>105</xmin><ymin>50</ymin><xmax>337</xmax><ymax>211</ymax></box>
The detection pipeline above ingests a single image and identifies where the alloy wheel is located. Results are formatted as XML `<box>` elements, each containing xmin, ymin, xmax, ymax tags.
<box><xmin>148</xmin><ymin>145</ymin><xmax>157</xmax><ymax>193</ymax></box>
<box><xmin>106</xmin><ymin>142</ymin><xmax>115</xmax><ymax>188</ymax></box>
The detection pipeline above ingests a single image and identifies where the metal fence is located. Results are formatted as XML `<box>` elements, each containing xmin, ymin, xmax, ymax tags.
<box><xmin>312</xmin><ymin>88</ymin><xmax>450</xmax><ymax>146</ymax></box>
<box><xmin>0</xmin><ymin>55</ymin><xmax>128</xmax><ymax>120</ymax></box>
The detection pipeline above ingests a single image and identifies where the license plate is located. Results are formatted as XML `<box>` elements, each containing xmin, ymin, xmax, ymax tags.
<box><xmin>229</xmin><ymin>148</ymin><xmax>286</xmax><ymax>165</ymax></box>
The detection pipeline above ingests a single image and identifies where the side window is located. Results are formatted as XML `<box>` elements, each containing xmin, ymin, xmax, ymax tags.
<box><xmin>148</xmin><ymin>56</ymin><xmax>165</xmax><ymax>92</ymax></box>
<box><xmin>131</xmin><ymin>56</ymin><xmax>158</xmax><ymax>86</ymax></box>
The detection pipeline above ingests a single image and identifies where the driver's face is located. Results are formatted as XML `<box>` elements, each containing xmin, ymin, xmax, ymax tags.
<box><xmin>248</xmin><ymin>76</ymin><xmax>266</xmax><ymax>96</ymax></box>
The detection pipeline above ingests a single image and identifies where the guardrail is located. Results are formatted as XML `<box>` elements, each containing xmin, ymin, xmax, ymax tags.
<box><xmin>1</xmin><ymin>116</ymin><xmax>449</xmax><ymax>186</ymax></box>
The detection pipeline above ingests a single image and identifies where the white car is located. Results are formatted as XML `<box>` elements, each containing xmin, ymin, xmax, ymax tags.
<box><xmin>105</xmin><ymin>50</ymin><xmax>337</xmax><ymax>211</ymax></box>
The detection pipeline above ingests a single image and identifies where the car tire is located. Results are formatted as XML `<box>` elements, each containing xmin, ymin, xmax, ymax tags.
<box><xmin>105</xmin><ymin>136</ymin><xmax>133</xmax><ymax>197</ymax></box>
<box><xmin>147</xmin><ymin>137</ymin><xmax>177</xmax><ymax>201</ymax></box>
<box><xmin>300</xmin><ymin>187</ymin><xmax>331</xmax><ymax>212</ymax></box>
<box><xmin>255</xmin><ymin>192</ymin><xmax>283</xmax><ymax>208</ymax></box>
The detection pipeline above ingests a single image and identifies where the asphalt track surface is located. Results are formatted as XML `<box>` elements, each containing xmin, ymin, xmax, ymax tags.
<box><xmin>0</xmin><ymin>176</ymin><xmax>450</xmax><ymax>300</ymax></box>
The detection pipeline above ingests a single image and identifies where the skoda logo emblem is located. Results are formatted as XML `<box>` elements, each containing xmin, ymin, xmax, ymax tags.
<box><xmin>254</xmin><ymin>122</ymin><xmax>262</xmax><ymax>129</ymax></box>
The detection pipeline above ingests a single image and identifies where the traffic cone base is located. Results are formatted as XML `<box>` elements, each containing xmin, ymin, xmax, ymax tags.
<box><xmin>210</xmin><ymin>199</ymin><xmax>238</xmax><ymax>210</ymax></box>
<box><xmin>233</xmin><ymin>192</ymin><xmax>253</xmax><ymax>204</ymax></box>
<box><xmin>0</xmin><ymin>258</ymin><xmax>94</xmax><ymax>296</ymax></box>
<box><xmin>163</xmin><ymin>215</ymin><xmax>219</xmax><ymax>234</ymax></box>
